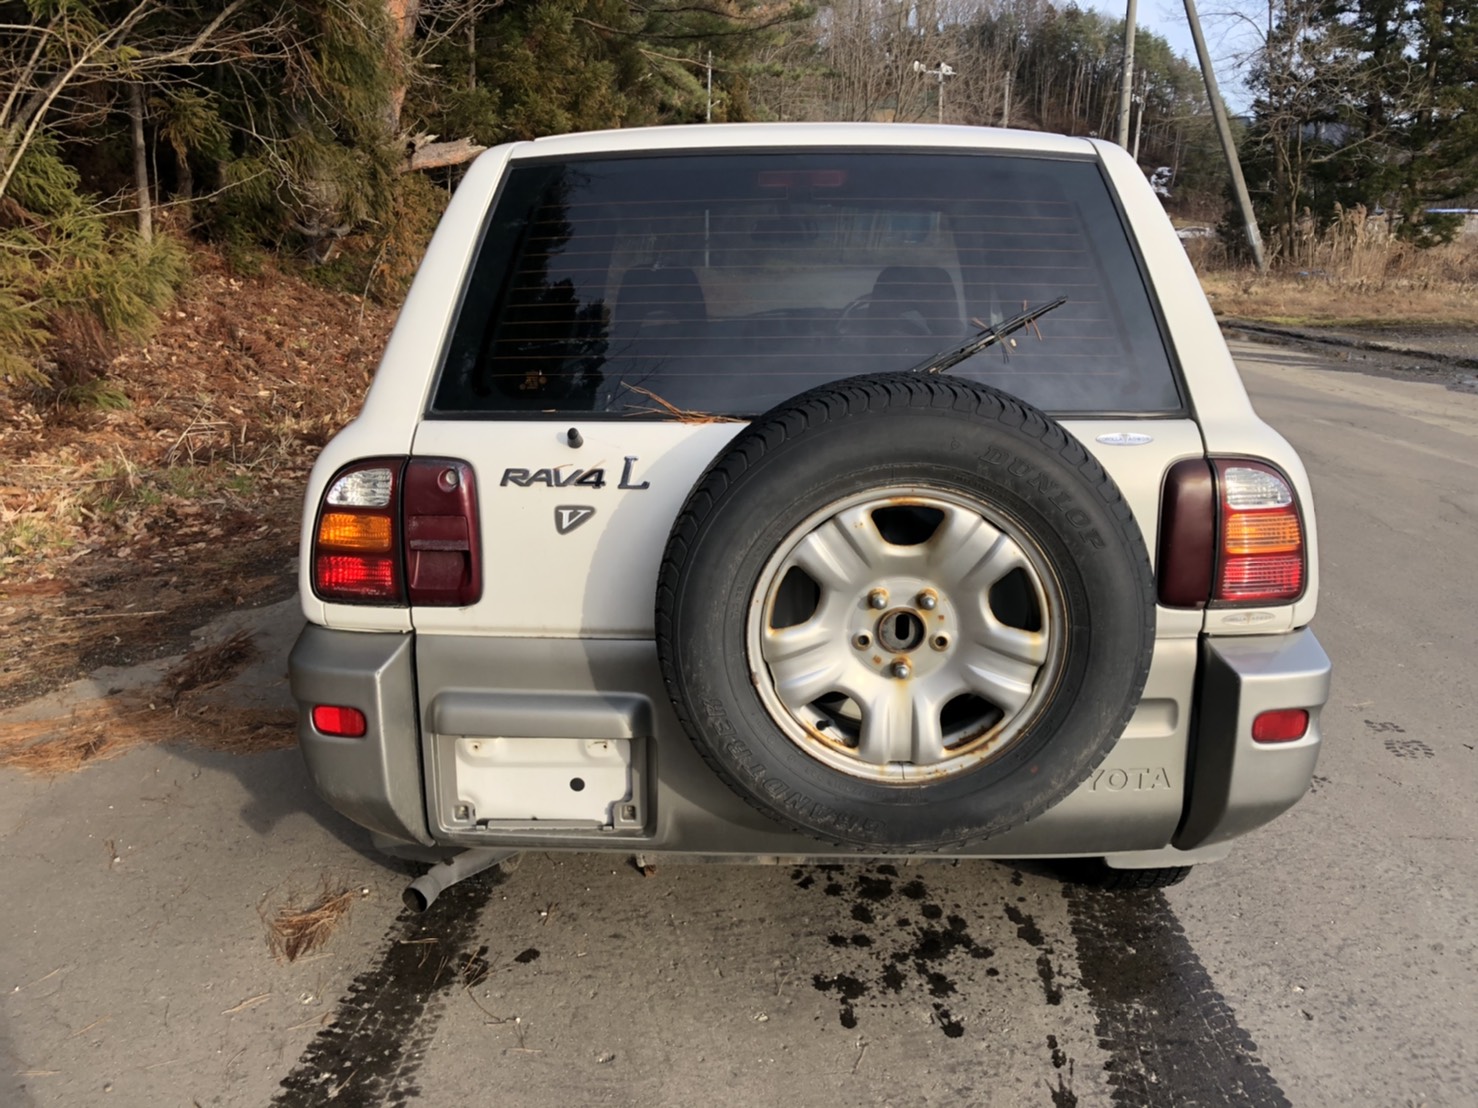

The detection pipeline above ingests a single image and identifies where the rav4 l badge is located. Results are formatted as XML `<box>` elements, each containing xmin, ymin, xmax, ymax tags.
<box><xmin>499</xmin><ymin>456</ymin><xmax>651</xmax><ymax>490</ymax></box>
<box><xmin>554</xmin><ymin>506</ymin><xmax>596</xmax><ymax>534</ymax></box>
<box><xmin>1096</xmin><ymin>432</ymin><xmax>1155</xmax><ymax>446</ymax></box>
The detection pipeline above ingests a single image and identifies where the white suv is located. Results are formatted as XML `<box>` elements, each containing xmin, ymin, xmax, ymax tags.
<box><xmin>289</xmin><ymin>124</ymin><xmax>1330</xmax><ymax>906</ymax></box>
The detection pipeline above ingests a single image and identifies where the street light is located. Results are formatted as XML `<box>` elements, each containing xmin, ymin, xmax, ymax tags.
<box><xmin>912</xmin><ymin>61</ymin><xmax>956</xmax><ymax>124</ymax></box>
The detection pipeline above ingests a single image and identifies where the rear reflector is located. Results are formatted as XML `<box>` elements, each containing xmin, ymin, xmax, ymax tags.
<box><xmin>312</xmin><ymin>705</ymin><xmax>367</xmax><ymax>738</ymax></box>
<box><xmin>1252</xmin><ymin>708</ymin><xmax>1309</xmax><ymax>743</ymax></box>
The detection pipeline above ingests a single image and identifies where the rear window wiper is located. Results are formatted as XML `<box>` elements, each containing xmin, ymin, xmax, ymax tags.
<box><xmin>908</xmin><ymin>296</ymin><xmax>1068</xmax><ymax>375</ymax></box>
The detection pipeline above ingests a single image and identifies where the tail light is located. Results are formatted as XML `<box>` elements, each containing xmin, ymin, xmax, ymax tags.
<box><xmin>1157</xmin><ymin>457</ymin><xmax>1306</xmax><ymax>608</ymax></box>
<box><xmin>1213</xmin><ymin>461</ymin><xmax>1305</xmax><ymax>603</ymax></box>
<box><xmin>312</xmin><ymin>457</ymin><xmax>481</xmax><ymax>606</ymax></box>
<box><xmin>402</xmin><ymin>460</ymin><xmax>481</xmax><ymax>606</ymax></box>
<box><xmin>314</xmin><ymin>459</ymin><xmax>404</xmax><ymax>603</ymax></box>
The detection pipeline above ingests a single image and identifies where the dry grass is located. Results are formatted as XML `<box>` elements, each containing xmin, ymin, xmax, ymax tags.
<box><xmin>1193</xmin><ymin>206</ymin><xmax>1478</xmax><ymax>327</ymax></box>
<box><xmin>264</xmin><ymin>880</ymin><xmax>359</xmax><ymax>963</ymax></box>
<box><xmin>162</xmin><ymin>629</ymin><xmax>256</xmax><ymax>703</ymax></box>
<box><xmin>0</xmin><ymin>631</ymin><xmax>295</xmax><ymax>775</ymax></box>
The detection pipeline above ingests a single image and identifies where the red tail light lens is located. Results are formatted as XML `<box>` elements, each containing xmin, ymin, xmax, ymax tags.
<box><xmin>313</xmin><ymin>459</ymin><xmax>405</xmax><ymax>604</ymax></box>
<box><xmin>316</xmin><ymin>554</ymin><xmax>397</xmax><ymax>597</ymax></box>
<box><xmin>1252</xmin><ymin>708</ymin><xmax>1309</xmax><ymax>743</ymax></box>
<box><xmin>312</xmin><ymin>705</ymin><xmax>367</xmax><ymax>738</ymax></box>
<box><xmin>1213</xmin><ymin>461</ymin><xmax>1306</xmax><ymax>604</ymax></box>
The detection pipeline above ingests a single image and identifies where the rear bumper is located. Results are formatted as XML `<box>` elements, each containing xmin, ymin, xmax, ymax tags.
<box><xmin>1172</xmin><ymin>628</ymin><xmax>1331</xmax><ymax>851</ymax></box>
<box><xmin>288</xmin><ymin>626</ymin><xmax>432</xmax><ymax>846</ymax></box>
<box><xmin>287</xmin><ymin>624</ymin><xmax>1328</xmax><ymax>860</ymax></box>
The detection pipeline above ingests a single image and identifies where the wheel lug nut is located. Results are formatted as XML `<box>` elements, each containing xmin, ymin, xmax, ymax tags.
<box><xmin>917</xmin><ymin>591</ymin><xmax>937</xmax><ymax>611</ymax></box>
<box><xmin>891</xmin><ymin>661</ymin><xmax>911</xmax><ymax>679</ymax></box>
<box><xmin>853</xmin><ymin>633</ymin><xmax>871</xmax><ymax>650</ymax></box>
<box><xmin>868</xmin><ymin>589</ymin><xmax>888</xmax><ymax>609</ymax></box>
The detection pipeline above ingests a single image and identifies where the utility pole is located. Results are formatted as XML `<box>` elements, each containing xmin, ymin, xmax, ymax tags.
<box><xmin>706</xmin><ymin>50</ymin><xmax>713</xmax><ymax>123</ymax></box>
<box><xmin>1116</xmin><ymin>0</ymin><xmax>1138</xmax><ymax>148</ymax></box>
<box><xmin>1182</xmin><ymin>0</ymin><xmax>1267</xmax><ymax>271</ymax></box>
<box><xmin>1131</xmin><ymin>72</ymin><xmax>1145</xmax><ymax>161</ymax></box>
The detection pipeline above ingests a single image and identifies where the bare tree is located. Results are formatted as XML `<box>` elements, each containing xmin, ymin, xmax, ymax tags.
<box><xmin>0</xmin><ymin>0</ymin><xmax>280</xmax><ymax>226</ymax></box>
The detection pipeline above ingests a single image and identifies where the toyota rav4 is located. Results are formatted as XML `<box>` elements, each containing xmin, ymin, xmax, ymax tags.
<box><xmin>289</xmin><ymin>123</ymin><xmax>1331</xmax><ymax>906</ymax></box>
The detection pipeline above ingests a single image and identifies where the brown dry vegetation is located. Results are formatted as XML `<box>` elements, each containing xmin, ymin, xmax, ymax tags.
<box><xmin>0</xmin><ymin>246</ymin><xmax>395</xmax><ymax>708</ymax></box>
<box><xmin>264</xmin><ymin>880</ymin><xmax>361</xmax><ymax>963</ymax></box>
<box><xmin>1190</xmin><ymin>208</ymin><xmax>1478</xmax><ymax>328</ymax></box>
<box><xmin>0</xmin><ymin>630</ymin><xmax>296</xmax><ymax>774</ymax></box>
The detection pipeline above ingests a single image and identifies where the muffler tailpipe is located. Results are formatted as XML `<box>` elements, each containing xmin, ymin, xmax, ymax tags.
<box><xmin>403</xmin><ymin>849</ymin><xmax>519</xmax><ymax>912</ymax></box>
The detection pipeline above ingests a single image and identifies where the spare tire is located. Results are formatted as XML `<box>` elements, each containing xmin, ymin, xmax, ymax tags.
<box><xmin>656</xmin><ymin>375</ymin><xmax>1155</xmax><ymax>850</ymax></box>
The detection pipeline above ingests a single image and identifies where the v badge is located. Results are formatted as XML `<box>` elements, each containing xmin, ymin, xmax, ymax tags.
<box><xmin>554</xmin><ymin>505</ymin><xmax>596</xmax><ymax>535</ymax></box>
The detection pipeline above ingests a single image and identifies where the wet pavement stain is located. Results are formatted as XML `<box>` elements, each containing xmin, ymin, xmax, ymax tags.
<box><xmin>273</xmin><ymin>870</ymin><xmax>509</xmax><ymax>1108</ymax></box>
<box><xmin>1004</xmin><ymin>899</ymin><xmax>1068</xmax><ymax>1007</ymax></box>
<box><xmin>512</xmin><ymin>947</ymin><xmax>541</xmax><ymax>964</ymax></box>
<box><xmin>1004</xmin><ymin>901</ymin><xmax>1045</xmax><ymax>946</ymax></box>
<box><xmin>793</xmin><ymin>865</ymin><xmax>1002</xmax><ymax>1038</ymax></box>
<box><xmin>812</xmin><ymin>972</ymin><xmax>868</xmax><ymax>1029</ymax></box>
<box><xmin>1065</xmin><ymin>886</ymin><xmax>1292</xmax><ymax>1107</ymax></box>
<box><xmin>1047</xmin><ymin>1069</ymin><xmax>1079</xmax><ymax>1107</ymax></box>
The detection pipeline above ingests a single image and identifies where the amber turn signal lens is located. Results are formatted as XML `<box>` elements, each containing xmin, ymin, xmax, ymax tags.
<box><xmin>1224</xmin><ymin>510</ymin><xmax>1302</xmax><ymax>555</ymax></box>
<box><xmin>318</xmin><ymin>511</ymin><xmax>392</xmax><ymax>552</ymax></box>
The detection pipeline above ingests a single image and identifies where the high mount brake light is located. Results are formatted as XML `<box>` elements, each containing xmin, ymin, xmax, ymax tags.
<box><xmin>1157</xmin><ymin>458</ymin><xmax>1306</xmax><ymax>608</ymax></box>
<box><xmin>311</xmin><ymin>457</ymin><xmax>481</xmax><ymax>607</ymax></box>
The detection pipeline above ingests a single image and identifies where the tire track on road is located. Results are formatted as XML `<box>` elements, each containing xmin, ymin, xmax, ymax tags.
<box><xmin>273</xmin><ymin>871</ymin><xmax>508</xmax><ymax>1108</ymax></box>
<box><xmin>1066</xmin><ymin>886</ymin><xmax>1292</xmax><ymax>1107</ymax></box>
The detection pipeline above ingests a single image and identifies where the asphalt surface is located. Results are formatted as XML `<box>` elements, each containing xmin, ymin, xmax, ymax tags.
<box><xmin>2</xmin><ymin>339</ymin><xmax>1475</xmax><ymax>1107</ymax></box>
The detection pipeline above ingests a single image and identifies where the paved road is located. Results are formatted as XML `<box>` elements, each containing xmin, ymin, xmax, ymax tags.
<box><xmin>2</xmin><ymin>341</ymin><xmax>1475</xmax><ymax>1107</ymax></box>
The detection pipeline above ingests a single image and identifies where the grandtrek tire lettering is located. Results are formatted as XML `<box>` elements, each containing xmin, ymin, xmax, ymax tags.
<box><xmin>657</xmin><ymin>373</ymin><xmax>1155</xmax><ymax>850</ymax></box>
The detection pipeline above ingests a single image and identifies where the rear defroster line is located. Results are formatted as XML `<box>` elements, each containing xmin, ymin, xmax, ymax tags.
<box><xmin>272</xmin><ymin>871</ymin><xmax>507</xmax><ymax>1108</ymax></box>
<box><xmin>1064</xmin><ymin>887</ymin><xmax>1292</xmax><ymax>1108</ymax></box>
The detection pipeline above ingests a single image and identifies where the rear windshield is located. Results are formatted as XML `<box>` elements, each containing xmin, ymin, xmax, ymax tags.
<box><xmin>432</xmin><ymin>150</ymin><xmax>1180</xmax><ymax>418</ymax></box>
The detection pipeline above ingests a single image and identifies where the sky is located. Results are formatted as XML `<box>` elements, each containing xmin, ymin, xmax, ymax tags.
<box><xmin>1081</xmin><ymin>0</ymin><xmax>1261</xmax><ymax>112</ymax></box>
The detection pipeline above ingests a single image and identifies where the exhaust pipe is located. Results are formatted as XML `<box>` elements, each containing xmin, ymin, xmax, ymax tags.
<box><xmin>403</xmin><ymin>849</ymin><xmax>520</xmax><ymax>912</ymax></box>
